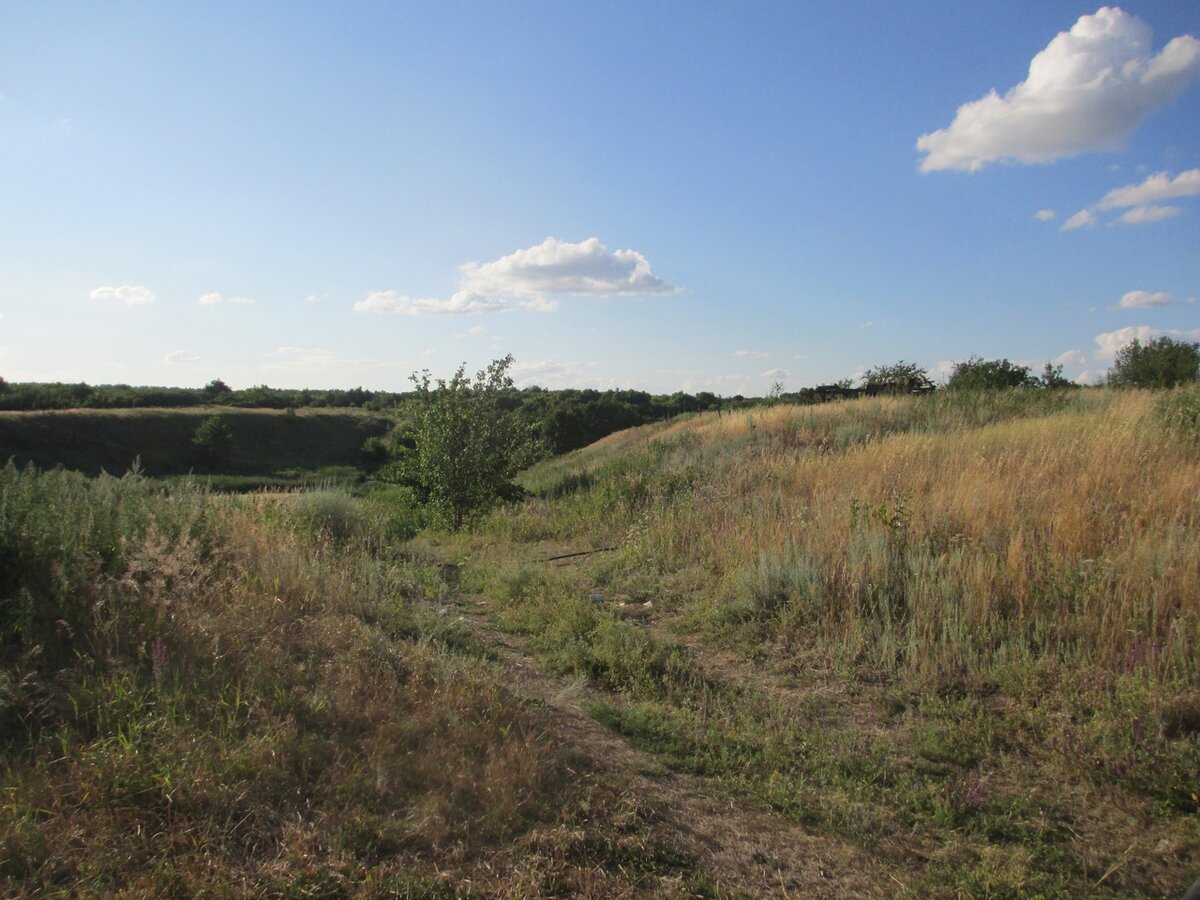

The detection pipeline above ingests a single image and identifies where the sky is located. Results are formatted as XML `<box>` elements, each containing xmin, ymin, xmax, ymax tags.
<box><xmin>1</xmin><ymin>1</ymin><xmax>1198</xmax><ymax>395</ymax></box>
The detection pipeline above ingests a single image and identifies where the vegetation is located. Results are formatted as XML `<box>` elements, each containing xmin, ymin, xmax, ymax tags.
<box><xmin>945</xmin><ymin>355</ymin><xmax>1037</xmax><ymax>390</ymax></box>
<box><xmin>0</xmin><ymin>464</ymin><xmax>712</xmax><ymax>895</ymax></box>
<box><xmin>1107</xmin><ymin>335</ymin><xmax>1200</xmax><ymax>389</ymax></box>
<box><xmin>409</xmin><ymin>355</ymin><xmax>541</xmax><ymax>529</ymax></box>
<box><xmin>459</xmin><ymin>387</ymin><xmax>1199</xmax><ymax>897</ymax></box>
<box><xmin>0</xmin><ymin>407</ymin><xmax>391</xmax><ymax>482</ymax></box>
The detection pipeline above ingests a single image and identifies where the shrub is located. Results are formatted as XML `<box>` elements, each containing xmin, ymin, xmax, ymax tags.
<box><xmin>1107</xmin><ymin>336</ymin><xmax>1200</xmax><ymax>389</ymax></box>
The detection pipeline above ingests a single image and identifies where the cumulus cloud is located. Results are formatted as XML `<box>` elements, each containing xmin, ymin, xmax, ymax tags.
<box><xmin>1093</xmin><ymin>325</ymin><xmax>1200</xmax><ymax>360</ymax></box>
<box><xmin>1033</xmin><ymin>209</ymin><xmax>1057</xmax><ymax>221</ymax></box>
<box><xmin>1053</xmin><ymin>349</ymin><xmax>1089</xmax><ymax>369</ymax></box>
<box><xmin>1061</xmin><ymin>209</ymin><xmax>1097</xmax><ymax>230</ymax></box>
<box><xmin>355</xmin><ymin>237</ymin><xmax>676</xmax><ymax>316</ymax></box>
<box><xmin>735</xmin><ymin>350</ymin><xmax>770</xmax><ymax>359</ymax></box>
<box><xmin>1117</xmin><ymin>204</ymin><xmax>1181</xmax><ymax>224</ymax></box>
<box><xmin>468</xmin><ymin>325</ymin><xmax>487</xmax><ymax>335</ymax></box>
<box><xmin>228</xmin><ymin>296</ymin><xmax>255</xmax><ymax>305</ymax></box>
<box><xmin>304</xmin><ymin>294</ymin><xmax>322</xmax><ymax>304</ymax></box>
<box><xmin>197</xmin><ymin>292</ymin><xmax>222</xmax><ymax>306</ymax></box>
<box><xmin>1118</xmin><ymin>289</ymin><xmax>1171</xmax><ymax>308</ymax></box>
<box><xmin>1096</xmin><ymin>167</ymin><xmax>1200</xmax><ymax>208</ymax></box>
<box><xmin>917</xmin><ymin>7</ymin><xmax>1200</xmax><ymax>173</ymax></box>
<box><xmin>163</xmin><ymin>350</ymin><xmax>200</xmax><ymax>364</ymax></box>
<box><xmin>89</xmin><ymin>284</ymin><xmax>156</xmax><ymax>306</ymax></box>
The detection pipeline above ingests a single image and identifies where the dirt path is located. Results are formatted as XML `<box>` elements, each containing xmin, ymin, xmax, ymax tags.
<box><xmin>444</xmin><ymin>589</ymin><xmax>898</xmax><ymax>898</ymax></box>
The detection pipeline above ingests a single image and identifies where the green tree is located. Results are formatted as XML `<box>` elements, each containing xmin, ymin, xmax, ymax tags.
<box><xmin>1107</xmin><ymin>336</ymin><xmax>1200</xmax><ymax>389</ymax></box>
<box><xmin>1040</xmin><ymin>362</ymin><xmax>1075</xmax><ymax>389</ymax></box>
<box><xmin>946</xmin><ymin>356</ymin><xmax>1037</xmax><ymax>391</ymax></box>
<box><xmin>861</xmin><ymin>361</ymin><xmax>931</xmax><ymax>394</ymax></box>
<box><xmin>410</xmin><ymin>355</ymin><xmax>541</xmax><ymax>529</ymax></box>
<box><xmin>192</xmin><ymin>415</ymin><xmax>234</xmax><ymax>470</ymax></box>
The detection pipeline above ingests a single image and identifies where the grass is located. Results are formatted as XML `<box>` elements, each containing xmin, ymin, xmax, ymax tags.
<box><xmin>0</xmin><ymin>464</ymin><xmax>713</xmax><ymax>895</ymax></box>
<box><xmin>465</xmin><ymin>386</ymin><xmax>1200</xmax><ymax>897</ymax></box>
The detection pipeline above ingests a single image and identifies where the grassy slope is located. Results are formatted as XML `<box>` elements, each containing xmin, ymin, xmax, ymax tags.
<box><xmin>458</xmin><ymin>387</ymin><xmax>1200</xmax><ymax>897</ymax></box>
<box><xmin>0</xmin><ymin>467</ymin><xmax>710</xmax><ymax>896</ymax></box>
<box><xmin>0</xmin><ymin>407</ymin><xmax>391</xmax><ymax>477</ymax></box>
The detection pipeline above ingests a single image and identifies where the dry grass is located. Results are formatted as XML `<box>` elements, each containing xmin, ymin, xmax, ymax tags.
<box><xmin>476</xmin><ymin>387</ymin><xmax>1200</xmax><ymax>896</ymax></box>
<box><xmin>0</xmin><ymin>468</ymin><xmax>707</xmax><ymax>895</ymax></box>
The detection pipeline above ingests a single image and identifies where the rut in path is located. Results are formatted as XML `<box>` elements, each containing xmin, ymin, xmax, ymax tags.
<box><xmin>441</xmin><ymin>586</ymin><xmax>900</xmax><ymax>899</ymax></box>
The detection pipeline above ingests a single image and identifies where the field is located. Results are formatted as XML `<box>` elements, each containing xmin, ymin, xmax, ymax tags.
<box><xmin>2</xmin><ymin>387</ymin><xmax>1198</xmax><ymax>896</ymax></box>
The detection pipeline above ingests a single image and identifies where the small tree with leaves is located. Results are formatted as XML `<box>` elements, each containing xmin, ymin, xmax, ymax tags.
<box><xmin>1107</xmin><ymin>337</ymin><xmax>1200</xmax><ymax>389</ymax></box>
<box><xmin>946</xmin><ymin>356</ymin><xmax>1037</xmax><ymax>391</ymax></box>
<box><xmin>861</xmin><ymin>360</ymin><xmax>930</xmax><ymax>394</ymax></box>
<box><xmin>192</xmin><ymin>415</ymin><xmax>234</xmax><ymax>470</ymax></box>
<box><xmin>410</xmin><ymin>355</ymin><xmax>541</xmax><ymax>529</ymax></box>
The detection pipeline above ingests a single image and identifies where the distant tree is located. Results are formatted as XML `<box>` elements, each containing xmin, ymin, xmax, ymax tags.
<box><xmin>862</xmin><ymin>361</ymin><xmax>930</xmax><ymax>394</ymax></box>
<box><xmin>202</xmin><ymin>379</ymin><xmax>233</xmax><ymax>403</ymax></box>
<box><xmin>946</xmin><ymin>356</ymin><xmax>1037</xmax><ymax>391</ymax></box>
<box><xmin>192</xmin><ymin>415</ymin><xmax>234</xmax><ymax>470</ymax></box>
<box><xmin>1040</xmin><ymin>362</ymin><xmax>1075</xmax><ymax>389</ymax></box>
<box><xmin>410</xmin><ymin>355</ymin><xmax>541</xmax><ymax>529</ymax></box>
<box><xmin>1107</xmin><ymin>337</ymin><xmax>1200</xmax><ymax>389</ymax></box>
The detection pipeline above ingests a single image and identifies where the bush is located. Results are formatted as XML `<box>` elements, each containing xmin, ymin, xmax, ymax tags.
<box><xmin>1108</xmin><ymin>336</ymin><xmax>1200</xmax><ymax>389</ymax></box>
<box><xmin>192</xmin><ymin>415</ymin><xmax>234</xmax><ymax>470</ymax></box>
<box><xmin>293</xmin><ymin>488</ymin><xmax>367</xmax><ymax>543</ymax></box>
<box><xmin>946</xmin><ymin>357</ymin><xmax>1036</xmax><ymax>391</ymax></box>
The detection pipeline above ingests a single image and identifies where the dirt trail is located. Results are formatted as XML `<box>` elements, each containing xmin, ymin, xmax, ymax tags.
<box><xmin>444</xmin><ymin>588</ymin><xmax>897</xmax><ymax>898</ymax></box>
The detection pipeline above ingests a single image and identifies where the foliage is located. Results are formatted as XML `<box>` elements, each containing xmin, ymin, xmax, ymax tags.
<box><xmin>191</xmin><ymin>415</ymin><xmax>234</xmax><ymax>470</ymax></box>
<box><xmin>946</xmin><ymin>356</ymin><xmax>1037</xmax><ymax>391</ymax></box>
<box><xmin>1039</xmin><ymin>361</ymin><xmax>1075</xmax><ymax>389</ymax></box>
<box><xmin>1107</xmin><ymin>336</ymin><xmax>1200</xmax><ymax>389</ymax></box>
<box><xmin>410</xmin><ymin>355</ymin><xmax>541</xmax><ymax>529</ymax></box>
<box><xmin>861</xmin><ymin>360</ymin><xmax>929</xmax><ymax>393</ymax></box>
<box><xmin>1157</xmin><ymin>383</ymin><xmax>1200</xmax><ymax>445</ymax></box>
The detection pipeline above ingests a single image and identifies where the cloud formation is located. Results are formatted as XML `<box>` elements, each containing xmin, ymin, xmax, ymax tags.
<box><xmin>198</xmin><ymin>292</ymin><xmax>254</xmax><ymax>306</ymax></box>
<box><xmin>1065</xmin><ymin>167</ymin><xmax>1200</xmax><ymax>229</ymax></box>
<box><xmin>355</xmin><ymin>237</ymin><xmax>676</xmax><ymax>316</ymax></box>
<box><xmin>1033</xmin><ymin>209</ymin><xmax>1056</xmax><ymax>221</ymax></box>
<box><xmin>163</xmin><ymin>350</ymin><xmax>200</xmax><ymax>364</ymax></box>
<box><xmin>1093</xmin><ymin>325</ymin><xmax>1200</xmax><ymax>360</ymax></box>
<box><xmin>918</xmin><ymin>7</ymin><xmax>1200</xmax><ymax>172</ymax></box>
<box><xmin>734</xmin><ymin>350</ymin><xmax>770</xmax><ymax>359</ymax></box>
<box><xmin>89</xmin><ymin>284</ymin><xmax>156</xmax><ymax>306</ymax></box>
<box><xmin>1117</xmin><ymin>204</ymin><xmax>1181</xmax><ymax>224</ymax></box>
<box><xmin>1118</xmin><ymin>289</ymin><xmax>1171</xmax><ymax>308</ymax></box>
<box><xmin>1096</xmin><ymin>167</ymin><xmax>1200</xmax><ymax>208</ymax></box>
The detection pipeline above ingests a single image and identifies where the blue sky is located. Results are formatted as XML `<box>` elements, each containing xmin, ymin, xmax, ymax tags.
<box><xmin>1</xmin><ymin>2</ymin><xmax>1197</xmax><ymax>394</ymax></box>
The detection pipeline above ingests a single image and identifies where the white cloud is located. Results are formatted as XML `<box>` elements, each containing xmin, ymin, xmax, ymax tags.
<box><xmin>734</xmin><ymin>350</ymin><xmax>770</xmax><ymax>359</ymax></box>
<box><xmin>917</xmin><ymin>7</ymin><xmax>1200</xmax><ymax>172</ymax></box>
<box><xmin>1117</xmin><ymin>204</ymin><xmax>1182</xmax><ymax>224</ymax></box>
<box><xmin>1093</xmin><ymin>325</ymin><xmax>1200</xmax><ymax>360</ymax></box>
<box><xmin>1061</xmin><ymin>209</ymin><xmax>1097</xmax><ymax>230</ymax></box>
<box><xmin>468</xmin><ymin>325</ymin><xmax>487</xmax><ymax>334</ymax></box>
<box><xmin>860</xmin><ymin>321</ymin><xmax>874</xmax><ymax>330</ymax></box>
<box><xmin>354</xmin><ymin>290</ymin><xmax>505</xmax><ymax>316</ymax></box>
<box><xmin>227</xmin><ymin>296</ymin><xmax>255</xmax><ymax>305</ymax></box>
<box><xmin>1096</xmin><ymin>167</ymin><xmax>1200</xmax><ymax>208</ymax></box>
<box><xmin>304</xmin><ymin>294</ymin><xmax>322</xmax><ymax>304</ymax></box>
<box><xmin>197</xmin><ymin>292</ymin><xmax>222</xmax><ymax>305</ymax></box>
<box><xmin>1075</xmin><ymin>370</ymin><xmax>1094</xmax><ymax>385</ymax></box>
<box><xmin>1118</xmin><ymin>289</ymin><xmax>1171</xmax><ymax>308</ymax></box>
<box><xmin>1188</xmin><ymin>297</ymin><xmax>1198</xmax><ymax>305</ymax></box>
<box><xmin>163</xmin><ymin>350</ymin><xmax>200</xmax><ymax>364</ymax></box>
<box><xmin>1034</xmin><ymin>209</ymin><xmax>1057</xmax><ymax>221</ymax></box>
<box><xmin>355</xmin><ymin>237</ymin><xmax>676</xmax><ymax>317</ymax></box>
<box><xmin>516</xmin><ymin>296</ymin><xmax>559</xmax><ymax>313</ymax></box>
<box><xmin>89</xmin><ymin>284</ymin><xmax>156</xmax><ymax>306</ymax></box>
<box><xmin>459</xmin><ymin>236</ymin><xmax>675</xmax><ymax>300</ymax></box>
<box><xmin>931</xmin><ymin>360</ymin><xmax>957</xmax><ymax>380</ymax></box>
<box><xmin>1053</xmin><ymin>349</ymin><xmax>1089</xmax><ymax>368</ymax></box>
<box><xmin>759</xmin><ymin>368</ymin><xmax>791</xmax><ymax>380</ymax></box>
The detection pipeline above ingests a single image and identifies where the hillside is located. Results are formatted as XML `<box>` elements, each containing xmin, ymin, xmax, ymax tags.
<box><xmin>452</xmin><ymin>386</ymin><xmax>1200</xmax><ymax>896</ymax></box>
<box><xmin>0</xmin><ymin>407</ymin><xmax>391</xmax><ymax>478</ymax></box>
<box><xmin>3</xmin><ymin>386</ymin><xmax>1198</xmax><ymax>896</ymax></box>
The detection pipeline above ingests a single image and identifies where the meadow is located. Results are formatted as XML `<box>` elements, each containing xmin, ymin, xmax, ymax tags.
<box><xmin>1</xmin><ymin>385</ymin><xmax>1197</xmax><ymax>896</ymax></box>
